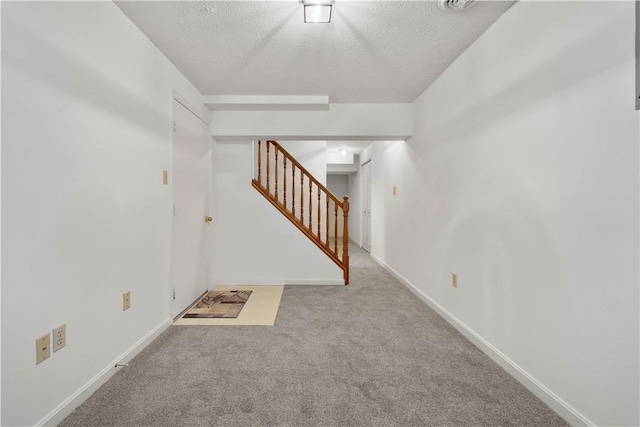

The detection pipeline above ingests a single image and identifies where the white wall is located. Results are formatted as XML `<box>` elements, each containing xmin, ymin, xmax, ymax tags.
<box><xmin>367</xmin><ymin>2</ymin><xmax>639</xmax><ymax>426</ymax></box>
<box><xmin>327</xmin><ymin>175</ymin><xmax>349</xmax><ymax>201</ymax></box>
<box><xmin>215</xmin><ymin>140</ymin><xmax>343</xmax><ymax>285</ymax></box>
<box><xmin>1</xmin><ymin>3</ymin><xmax>204</xmax><ymax>425</ymax></box>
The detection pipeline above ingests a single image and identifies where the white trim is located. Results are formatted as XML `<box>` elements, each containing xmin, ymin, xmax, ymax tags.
<box><xmin>369</xmin><ymin>253</ymin><xmax>594</xmax><ymax>427</ymax></box>
<box><xmin>202</xmin><ymin>95</ymin><xmax>329</xmax><ymax>111</ymax></box>
<box><xmin>36</xmin><ymin>318</ymin><xmax>172</xmax><ymax>427</ymax></box>
<box><xmin>217</xmin><ymin>279</ymin><xmax>343</xmax><ymax>286</ymax></box>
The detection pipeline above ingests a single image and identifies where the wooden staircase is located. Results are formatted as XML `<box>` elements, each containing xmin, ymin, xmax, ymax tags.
<box><xmin>251</xmin><ymin>140</ymin><xmax>350</xmax><ymax>285</ymax></box>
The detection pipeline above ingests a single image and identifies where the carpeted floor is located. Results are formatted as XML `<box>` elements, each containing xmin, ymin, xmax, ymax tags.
<box><xmin>60</xmin><ymin>246</ymin><xmax>568</xmax><ymax>426</ymax></box>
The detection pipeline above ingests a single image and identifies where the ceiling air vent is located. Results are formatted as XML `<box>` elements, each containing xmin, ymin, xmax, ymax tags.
<box><xmin>438</xmin><ymin>0</ymin><xmax>477</xmax><ymax>12</ymax></box>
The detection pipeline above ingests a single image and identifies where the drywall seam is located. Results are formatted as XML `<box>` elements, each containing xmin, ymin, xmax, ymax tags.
<box><xmin>36</xmin><ymin>318</ymin><xmax>171</xmax><ymax>427</ymax></box>
<box><xmin>369</xmin><ymin>253</ymin><xmax>594</xmax><ymax>427</ymax></box>
<box><xmin>173</xmin><ymin>90</ymin><xmax>210</xmax><ymax>125</ymax></box>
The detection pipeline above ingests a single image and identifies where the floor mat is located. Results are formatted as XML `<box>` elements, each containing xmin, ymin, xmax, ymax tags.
<box><xmin>174</xmin><ymin>285</ymin><xmax>284</xmax><ymax>326</ymax></box>
<box><xmin>182</xmin><ymin>290</ymin><xmax>252</xmax><ymax>319</ymax></box>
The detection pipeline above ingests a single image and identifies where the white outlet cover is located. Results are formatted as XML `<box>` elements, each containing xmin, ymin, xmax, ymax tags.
<box><xmin>53</xmin><ymin>324</ymin><xmax>66</xmax><ymax>352</ymax></box>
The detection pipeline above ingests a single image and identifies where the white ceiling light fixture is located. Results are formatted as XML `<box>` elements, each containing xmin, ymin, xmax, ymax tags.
<box><xmin>303</xmin><ymin>0</ymin><xmax>333</xmax><ymax>23</ymax></box>
<box><xmin>337</xmin><ymin>147</ymin><xmax>349</xmax><ymax>156</ymax></box>
<box><xmin>438</xmin><ymin>0</ymin><xmax>477</xmax><ymax>12</ymax></box>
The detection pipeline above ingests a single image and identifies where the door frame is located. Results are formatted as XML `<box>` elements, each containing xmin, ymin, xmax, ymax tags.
<box><xmin>361</xmin><ymin>159</ymin><xmax>371</xmax><ymax>253</ymax></box>
<box><xmin>169</xmin><ymin>93</ymin><xmax>212</xmax><ymax>319</ymax></box>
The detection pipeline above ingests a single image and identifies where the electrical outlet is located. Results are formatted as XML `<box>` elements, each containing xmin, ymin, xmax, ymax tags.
<box><xmin>36</xmin><ymin>334</ymin><xmax>51</xmax><ymax>365</ymax></box>
<box><xmin>452</xmin><ymin>273</ymin><xmax>458</xmax><ymax>288</ymax></box>
<box><xmin>53</xmin><ymin>324</ymin><xmax>66</xmax><ymax>352</ymax></box>
<box><xmin>123</xmin><ymin>291</ymin><xmax>131</xmax><ymax>311</ymax></box>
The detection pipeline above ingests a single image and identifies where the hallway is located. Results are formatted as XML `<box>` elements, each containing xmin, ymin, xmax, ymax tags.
<box><xmin>60</xmin><ymin>246</ymin><xmax>566</xmax><ymax>426</ymax></box>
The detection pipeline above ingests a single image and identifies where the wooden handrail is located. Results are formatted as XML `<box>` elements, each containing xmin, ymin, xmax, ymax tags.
<box><xmin>252</xmin><ymin>140</ymin><xmax>349</xmax><ymax>285</ymax></box>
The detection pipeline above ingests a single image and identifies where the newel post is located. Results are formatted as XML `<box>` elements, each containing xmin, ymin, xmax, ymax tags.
<box><xmin>342</xmin><ymin>196</ymin><xmax>350</xmax><ymax>285</ymax></box>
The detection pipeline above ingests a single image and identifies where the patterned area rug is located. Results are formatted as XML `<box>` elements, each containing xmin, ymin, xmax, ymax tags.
<box><xmin>183</xmin><ymin>290</ymin><xmax>252</xmax><ymax>318</ymax></box>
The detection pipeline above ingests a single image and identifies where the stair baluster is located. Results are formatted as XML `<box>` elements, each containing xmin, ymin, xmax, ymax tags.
<box><xmin>325</xmin><ymin>198</ymin><xmax>329</xmax><ymax>246</ymax></box>
<box><xmin>275</xmin><ymin>150</ymin><xmax>279</xmax><ymax>200</ymax></box>
<box><xmin>334</xmin><ymin>204</ymin><xmax>338</xmax><ymax>254</ymax></box>
<box><xmin>292</xmin><ymin>167</ymin><xmax>296</xmax><ymax>217</ymax></box>
<box><xmin>266</xmin><ymin>142</ymin><xmax>270</xmax><ymax>194</ymax></box>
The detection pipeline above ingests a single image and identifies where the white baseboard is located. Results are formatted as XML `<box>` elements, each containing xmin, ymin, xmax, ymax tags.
<box><xmin>217</xmin><ymin>279</ymin><xmax>343</xmax><ymax>286</ymax></box>
<box><xmin>369</xmin><ymin>253</ymin><xmax>593</xmax><ymax>427</ymax></box>
<box><xmin>37</xmin><ymin>318</ymin><xmax>172</xmax><ymax>427</ymax></box>
<box><xmin>285</xmin><ymin>279</ymin><xmax>343</xmax><ymax>285</ymax></box>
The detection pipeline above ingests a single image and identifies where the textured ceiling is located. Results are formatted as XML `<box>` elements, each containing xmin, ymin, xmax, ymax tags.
<box><xmin>116</xmin><ymin>1</ymin><xmax>514</xmax><ymax>103</ymax></box>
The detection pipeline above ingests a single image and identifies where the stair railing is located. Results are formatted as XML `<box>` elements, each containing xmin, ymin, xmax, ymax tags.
<box><xmin>251</xmin><ymin>140</ymin><xmax>349</xmax><ymax>285</ymax></box>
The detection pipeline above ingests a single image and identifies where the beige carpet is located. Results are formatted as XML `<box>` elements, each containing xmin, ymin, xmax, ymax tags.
<box><xmin>173</xmin><ymin>285</ymin><xmax>284</xmax><ymax>326</ymax></box>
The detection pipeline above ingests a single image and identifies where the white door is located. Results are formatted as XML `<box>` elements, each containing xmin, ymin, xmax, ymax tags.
<box><xmin>361</xmin><ymin>161</ymin><xmax>371</xmax><ymax>252</ymax></box>
<box><xmin>171</xmin><ymin>99</ymin><xmax>210</xmax><ymax>318</ymax></box>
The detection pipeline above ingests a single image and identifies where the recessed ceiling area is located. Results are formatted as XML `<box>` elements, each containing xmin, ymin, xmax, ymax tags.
<box><xmin>327</xmin><ymin>140</ymin><xmax>372</xmax><ymax>155</ymax></box>
<box><xmin>115</xmin><ymin>1</ymin><xmax>514</xmax><ymax>104</ymax></box>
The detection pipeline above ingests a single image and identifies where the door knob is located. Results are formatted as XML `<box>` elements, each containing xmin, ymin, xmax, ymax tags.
<box><xmin>204</xmin><ymin>216</ymin><xmax>213</xmax><ymax>223</ymax></box>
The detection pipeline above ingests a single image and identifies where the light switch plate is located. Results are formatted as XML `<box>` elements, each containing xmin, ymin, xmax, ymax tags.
<box><xmin>36</xmin><ymin>334</ymin><xmax>51</xmax><ymax>365</ymax></box>
<box><xmin>162</xmin><ymin>170</ymin><xmax>168</xmax><ymax>185</ymax></box>
<box><xmin>452</xmin><ymin>273</ymin><xmax>458</xmax><ymax>288</ymax></box>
